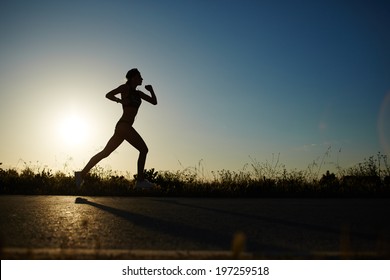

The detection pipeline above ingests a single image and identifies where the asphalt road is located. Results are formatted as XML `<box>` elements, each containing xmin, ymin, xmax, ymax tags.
<box><xmin>0</xmin><ymin>195</ymin><xmax>389</xmax><ymax>259</ymax></box>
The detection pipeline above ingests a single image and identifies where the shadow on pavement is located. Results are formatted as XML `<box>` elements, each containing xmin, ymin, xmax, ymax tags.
<box><xmin>74</xmin><ymin>197</ymin><xmax>289</xmax><ymax>253</ymax></box>
<box><xmin>152</xmin><ymin>198</ymin><xmax>380</xmax><ymax>242</ymax></box>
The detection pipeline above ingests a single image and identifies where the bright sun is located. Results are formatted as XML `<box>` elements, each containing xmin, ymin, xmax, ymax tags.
<box><xmin>58</xmin><ymin>114</ymin><xmax>89</xmax><ymax>145</ymax></box>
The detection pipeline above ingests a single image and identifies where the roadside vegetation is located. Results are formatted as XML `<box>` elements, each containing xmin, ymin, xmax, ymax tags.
<box><xmin>1</xmin><ymin>152</ymin><xmax>389</xmax><ymax>197</ymax></box>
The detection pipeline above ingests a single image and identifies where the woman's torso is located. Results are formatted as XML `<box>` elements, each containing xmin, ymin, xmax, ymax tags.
<box><xmin>119</xmin><ymin>84</ymin><xmax>142</xmax><ymax>123</ymax></box>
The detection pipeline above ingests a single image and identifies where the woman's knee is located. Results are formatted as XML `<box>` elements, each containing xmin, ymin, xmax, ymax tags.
<box><xmin>139</xmin><ymin>144</ymin><xmax>148</xmax><ymax>155</ymax></box>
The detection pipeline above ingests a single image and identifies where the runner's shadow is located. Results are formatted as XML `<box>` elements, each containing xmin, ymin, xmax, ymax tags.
<box><xmin>75</xmin><ymin>197</ymin><xmax>232</xmax><ymax>249</ymax></box>
<box><xmin>152</xmin><ymin>199</ymin><xmax>376</xmax><ymax>241</ymax></box>
<box><xmin>74</xmin><ymin>197</ymin><xmax>285</xmax><ymax>252</ymax></box>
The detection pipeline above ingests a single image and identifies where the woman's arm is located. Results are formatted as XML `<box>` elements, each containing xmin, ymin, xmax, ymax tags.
<box><xmin>105</xmin><ymin>85</ymin><xmax>124</xmax><ymax>104</ymax></box>
<box><xmin>140</xmin><ymin>85</ymin><xmax>158</xmax><ymax>105</ymax></box>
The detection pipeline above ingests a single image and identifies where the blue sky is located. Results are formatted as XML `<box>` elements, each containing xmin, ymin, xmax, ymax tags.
<box><xmin>1</xmin><ymin>0</ymin><xmax>389</xmax><ymax>177</ymax></box>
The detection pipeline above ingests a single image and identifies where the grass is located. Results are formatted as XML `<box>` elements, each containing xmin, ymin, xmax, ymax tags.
<box><xmin>1</xmin><ymin>152</ymin><xmax>389</xmax><ymax>197</ymax></box>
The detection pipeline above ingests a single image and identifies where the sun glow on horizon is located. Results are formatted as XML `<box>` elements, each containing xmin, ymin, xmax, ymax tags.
<box><xmin>58</xmin><ymin>114</ymin><xmax>89</xmax><ymax>146</ymax></box>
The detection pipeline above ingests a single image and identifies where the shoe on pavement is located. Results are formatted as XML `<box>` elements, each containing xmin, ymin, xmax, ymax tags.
<box><xmin>135</xmin><ymin>179</ymin><xmax>155</xmax><ymax>189</ymax></box>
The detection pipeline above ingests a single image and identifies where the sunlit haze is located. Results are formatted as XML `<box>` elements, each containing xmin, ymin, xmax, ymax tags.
<box><xmin>1</xmin><ymin>0</ymin><xmax>389</xmax><ymax>177</ymax></box>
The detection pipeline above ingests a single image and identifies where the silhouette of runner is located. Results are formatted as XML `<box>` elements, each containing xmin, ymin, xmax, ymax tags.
<box><xmin>75</xmin><ymin>69</ymin><xmax>157</xmax><ymax>189</ymax></box>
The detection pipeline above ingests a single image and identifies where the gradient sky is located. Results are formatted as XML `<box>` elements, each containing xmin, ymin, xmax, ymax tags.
<box><xmin>1</xmin><ymin>0</ymin><xmax>389</xmax><ymax>177</ymax></box>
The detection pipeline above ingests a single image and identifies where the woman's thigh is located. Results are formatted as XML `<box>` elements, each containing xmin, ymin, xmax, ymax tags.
<box><xmin>124</xmin><ymin>127</ymin><xmax>148</xmax><ymax>152</ymax></box>
<box><xmin>100</xmin><ymin>133</ymin><xmax>125</xmax><ymax>155</ymax></box>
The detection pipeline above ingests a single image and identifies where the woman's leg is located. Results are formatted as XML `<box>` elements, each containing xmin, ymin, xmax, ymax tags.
<box><xmin>80</xmin><ymin>132</ymin><xmax>124</xmax><ymax>177</ymax></box>
<box><xmin>124</xmin><ymin>127</ymin><xmax>149</xmax><ymax>182</ymax></box>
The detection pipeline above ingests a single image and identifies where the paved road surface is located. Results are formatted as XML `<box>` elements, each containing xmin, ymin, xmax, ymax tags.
<box><xmin>0</xmin><ymin>196</ymin><xmax>389</xmax><ymax>259</ymax></box>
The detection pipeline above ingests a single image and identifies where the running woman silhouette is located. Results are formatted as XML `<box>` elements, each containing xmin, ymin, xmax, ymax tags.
<box><xmin>75</xmin><ymin>69</ymin><xmax>157</xmax><ymax>189</ymax></box>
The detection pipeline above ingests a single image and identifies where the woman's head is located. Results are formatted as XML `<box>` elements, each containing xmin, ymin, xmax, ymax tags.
<box><xmin>126</xmin><ymin>68</ymin><xmax>142</xmax><ymax>86</ymax></box>
<box><xmin>126</xmin><ymin>68</ymin><xmax>140</xmax><ymax>79</ymax></box>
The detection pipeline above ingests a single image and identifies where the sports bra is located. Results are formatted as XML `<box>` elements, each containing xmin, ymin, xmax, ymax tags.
<box><xmin>122</xmin><ymin>89</ymin><xmax>142</xmax><ymax>109</ymax></box>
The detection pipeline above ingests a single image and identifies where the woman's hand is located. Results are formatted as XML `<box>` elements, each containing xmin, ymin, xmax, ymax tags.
<box><xmin>140</xmin><ymin>85</ymin><xmax>157</xmax><ymax>105</ymax></box>
<box><xmin>145</xmin><ymin>85</ymin><xmax>154</xmax><ymax>92</ymax></box>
